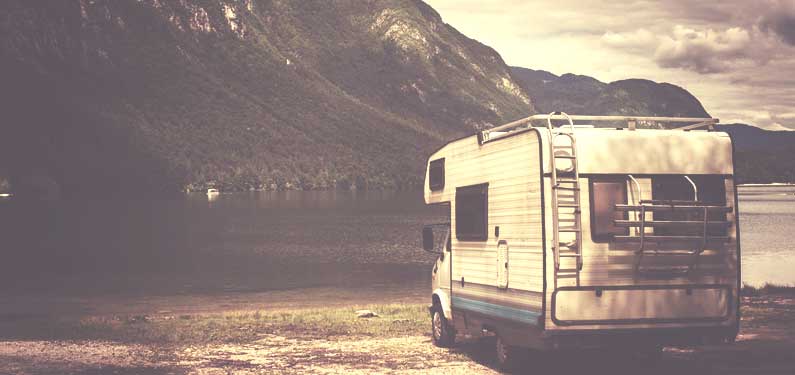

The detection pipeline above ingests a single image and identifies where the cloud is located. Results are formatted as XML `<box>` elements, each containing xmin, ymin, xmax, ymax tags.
<box><xmin>426</xmin><ymin>0</ymin><xmax>795</xmax><ymax>131</ymax></box>
<box><xmin>602</xmin><ymin>29</ymin><xmax>656</xmax><ymax>52</ymax></box>
<box><xmin>759</xmin><ymin>0</ymin><xmax>795</xmax><ymax>45</ymax></box>
<box><xmin>776</xmin><ymin>112</ymin><xmax>795</xmax><ymax>120</ymax></box>
<box><xmin>655</xmin><ymin>26</ymin><xmax>764</xmax><ymax>73</ymax></box>
<box><xmin>758</xmin><ymin>122</ymin><xmax>794</xmax><ymax>131</ymax></box>
<box><xmin>722</xmin><ymin>109</ymin><xmax>795</xmax><ymax>130</ymax></box>
<box><xmin>772</xmin><ymin>112</ymin><xmax>795</xmax><ymax>130</ymax></box>
<box><xmin>601</xmin><ymin>25</ymin><xmax>776</xmax><ymax>73</ymax></box>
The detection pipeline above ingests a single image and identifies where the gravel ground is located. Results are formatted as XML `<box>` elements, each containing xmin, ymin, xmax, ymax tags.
<box><xmin>0</xmin><ymin>340</ymin><xmax>169</xmax><ymax>374</ymax></box>
<box><xmin>1</xmin><ymin>295</ymin><xmax>794</xmax><ymax>374</ymax></box>
<box><xmin>0</xmin><ymin>336</ymin><xmax>493</xmax><ymax>375</ymax></box>
<box><xmin>2</xmin><ymin>327</ymin><xmax>794</xmax><ymax>374</ymax></box>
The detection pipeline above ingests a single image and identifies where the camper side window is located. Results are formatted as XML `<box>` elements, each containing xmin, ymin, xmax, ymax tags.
<box><xmin>455</xmin><ymin>183</ymin><xmax>488</xmax><ymax>241</ymax></box>
<box><xmin>429</xmin><ymin>158</ymin><xmax>445</xmax><ymax>191</ymax></box>
<box><xmin>589</xmin><ymin>177</ymin><xmax>628</xmax><ymax>242</ymax></box>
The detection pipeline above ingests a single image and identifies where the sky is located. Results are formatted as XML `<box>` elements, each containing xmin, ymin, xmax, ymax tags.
<box><xmin>424</xmin><ymin>0</ymin><xmax>795</xmax><ymax>130</ymax></box>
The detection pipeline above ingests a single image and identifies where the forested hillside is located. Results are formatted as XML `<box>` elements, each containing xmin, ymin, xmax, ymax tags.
<box><xmin>716</xmin><ymin>124</ymin><xmax>795</xmax><ymax>183</ymax></box>
<box><xmin>0</xmin><ymin>0</ymin><xmax>533</xmax><ymax>195</ymax></box>
<box><xmin>510</xmin><ymin>67</ymin><xmax>709</xmax><ymax>118</ymax></box>
<box><xmin>0</xmin><ymin>1</ymin><xmax>790</xmax><ymax>196</ymax></box>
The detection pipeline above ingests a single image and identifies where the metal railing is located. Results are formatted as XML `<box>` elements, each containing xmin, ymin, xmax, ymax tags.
<box><xmin>613</xmin><ymin>181</ymin><xmax>732</xmax><ymax>277</ymax></box>
<box><xmin>478</xmin><ymin>113</ymin><xmax>719</xmax><ymax>144</ymax></box>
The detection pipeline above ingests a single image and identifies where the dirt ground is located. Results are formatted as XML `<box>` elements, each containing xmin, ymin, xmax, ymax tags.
<box><xmin>2</xmin><ymin>330</ymin><xmax>794</xmax><ymax>374</ymax></box>
<box><xmin>1</xmin><ymin>295</ymin><xmax>794</xmax><ymax>374</ymax></box>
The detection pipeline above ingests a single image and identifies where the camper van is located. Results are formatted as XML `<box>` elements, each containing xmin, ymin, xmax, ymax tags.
<box><xmin>422</xmin><ymin>113</ymin><xmax>740</xmax><ymax>365</ymax></box>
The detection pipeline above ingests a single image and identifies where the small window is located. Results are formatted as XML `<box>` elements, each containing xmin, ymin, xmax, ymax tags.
<box><xmin>429</xmin><ymin>158</ymin><xmax>445</xmax><ymax>191</ymax></box>
<box><xmin>652</xmin><ymin>175</ymin><xmax>727</xmax><ymax>236</ymax></box>
<box><xmin>456</xmin><ymin>183</ymin><xmax>488</xmax><ymax>241</ymax></box>
<box><xmin>652</xmin><ymin>176</ymin><xmax>694</xmax><ymax>235</ymax></box>
<box><xmin>589</xmin><ymin>177</ymin><xmax>628</xmax><ymax>242</ymax></box>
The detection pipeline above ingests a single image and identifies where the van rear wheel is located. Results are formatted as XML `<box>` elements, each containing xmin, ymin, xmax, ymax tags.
<box><xmin>431</xmin><ymin>305</ymin><xmax>454</xmax><ymax>347</ymax></box>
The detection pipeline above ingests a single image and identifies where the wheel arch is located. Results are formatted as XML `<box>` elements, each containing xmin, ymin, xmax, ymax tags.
<box><xmin>432</xmin><ymin>288</ymin><xmax>452</xmax><ymax>320</ymax></box>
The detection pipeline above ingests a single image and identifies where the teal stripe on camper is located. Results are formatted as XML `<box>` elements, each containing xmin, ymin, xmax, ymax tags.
<box><xmin>452</xmin><ymin>296</ymin><xmax>541</xmax><ymax>326</ymax></box>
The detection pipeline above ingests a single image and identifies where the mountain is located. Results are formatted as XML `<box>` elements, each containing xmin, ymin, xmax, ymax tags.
<box><xmin>511</xmin><ymin>67</ymin><xmax>795</xmax><ymax>183</ymax></box>
<box><xmin>715</xmin><ymin>124</ymin><xmax>794</xmax><ymax>151</ymax></box>
<box><xmin>510</xmin><ymin>67</ymin><xmax>709</xmax><ymax>118</ymax></box>
<box><xmin>715</xmin><ymin>124</ymin><xmax>795</xmax><ymax>183</ymax></box>
<box><xmin>1</xmin><ymin>1</ymin><xmax>791</xmax><ymax>194</ymax></box>
<box><xmin>0</xmin><ymin>0</ymin><xmax>534</xmax><ymax>195</ymax></box>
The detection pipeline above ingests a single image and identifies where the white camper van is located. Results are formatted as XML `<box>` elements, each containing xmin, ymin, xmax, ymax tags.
<box><xmin>422</xmin><ymin>113</ymin><xmax>740</xmax><ymax>365</ymax></box>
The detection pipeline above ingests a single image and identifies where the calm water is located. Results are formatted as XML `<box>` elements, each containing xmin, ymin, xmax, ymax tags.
<box><xmin>0</xmin><ymin>186</ymin><xmax>791</xmax><ymax>301</ymax></box>
<box><xmin>0</xmin><ymin>191</ymin><xmax>444</xmax><ymax>298</ymax></box>
<box><xmin>736</xmin><ymin>185</ymin><xmax>795</xmax><ymax>286</ymax></box>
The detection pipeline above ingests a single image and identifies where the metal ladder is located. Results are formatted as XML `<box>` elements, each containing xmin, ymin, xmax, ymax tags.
<box><xmin>547</xmin><ymin>112</ymin><xmax>583</xmax><ymax>287</ymax></box>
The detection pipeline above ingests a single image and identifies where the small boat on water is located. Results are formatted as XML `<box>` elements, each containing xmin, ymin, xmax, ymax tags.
<box><xmin>206</xmin><ymin>188</ymin><xmax>220</xmax><ymax>196</ymax></box>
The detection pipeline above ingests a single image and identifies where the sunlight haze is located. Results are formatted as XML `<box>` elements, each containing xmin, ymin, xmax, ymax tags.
<box><xmin>425</xmin><ymin>0</ymin><xmax>795</xmax><ymax>130</ymax></box>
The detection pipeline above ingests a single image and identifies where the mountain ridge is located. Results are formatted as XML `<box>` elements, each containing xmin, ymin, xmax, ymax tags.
<box><xmin>510</xmin><ymin>66</ymin><xmax>710</xmax><ymax>118</ymax></box>
<box><xmin>0</xmin><ymin>0</ymin><xmax>533</xmax><ymax>195</ymax></box>
<box><xmin>510</xmin><ymin>66</ymin><xmax>795</xmax><ymax>183</ymax></box>
<box><xmin>0</xmin><ymin>0</ymin><xmax>792</xmax><ymax>195</ymax></box>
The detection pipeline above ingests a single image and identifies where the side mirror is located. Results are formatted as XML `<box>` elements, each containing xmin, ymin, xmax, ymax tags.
<box><xmin>422</xmin><ymin>226</ymin><xmax>434</xmax><ymax>252</ymax></box>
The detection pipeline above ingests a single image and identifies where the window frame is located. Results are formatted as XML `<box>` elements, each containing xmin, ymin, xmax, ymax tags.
<box><xmin>651</xmin><ymin>175</ymin><xmax>728</xmax><ymax>236</ymax></box>
<box><xmin>588</xmin><ymin>176</ymin><xmax>629</xmax><ymax>243</ymax></box>
<box><xmin>455</xmin><ymin>183</ymin><xmax>489</xmax><ymax>241</ymax></box>
<box><xmin>429</xmin><ymin>158</ymin><xmax>445</xmax><ymax>191</ymax></box>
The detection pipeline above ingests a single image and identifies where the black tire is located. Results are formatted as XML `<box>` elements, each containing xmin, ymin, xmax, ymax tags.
<box><xmin>431</xmin><ymin>305</ymin><xmax>454</xmax><ymax>347</ymax></box>
<box><xmin>495</xmin><ymin>335</ymin><xmax>521</xmax><ymax>371</ymax></box>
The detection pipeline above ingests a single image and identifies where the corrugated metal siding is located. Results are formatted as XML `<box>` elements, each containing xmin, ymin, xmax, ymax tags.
<box><xmin>426</xmin><ymin>130</ymin><xmax>545</xmax><ymax>313</ymax></box>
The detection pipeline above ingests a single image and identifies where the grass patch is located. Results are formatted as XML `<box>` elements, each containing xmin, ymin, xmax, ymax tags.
<box><xmin>8</xmin><ymin>291</ymin><xmax>794</xmax><ymax>346</ymax></box>
<box><xmin>56</xmin><ymin>303</ymin><xmax>429</xmax><ymax>345</ymax></box>
<box><xmin>741</xmin><ymin>283</ymin><xmax>795</xmax><ymax>296</ymax></box>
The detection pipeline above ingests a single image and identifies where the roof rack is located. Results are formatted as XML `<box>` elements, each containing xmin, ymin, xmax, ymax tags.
<box><xmin>478</xmin><ymin>113</ymin><xmax>719</xmax><ymax>144</ymax></box>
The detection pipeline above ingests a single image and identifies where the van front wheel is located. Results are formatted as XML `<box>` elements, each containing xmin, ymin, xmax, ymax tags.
<box><xmin>431</xmin><ymin>306</ymin><xmax>454</xmax><ymax>347</ymax></box>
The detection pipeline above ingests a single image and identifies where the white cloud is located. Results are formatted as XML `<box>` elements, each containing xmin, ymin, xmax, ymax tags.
<box><xmin>656</xmin><ymin>26</ymin><xmax>756</xmax><ymax>73</ymax></box>
<box><xmin>762</xmin><ymin>123</ymin><xmax>795</xmax><ymax>131</ymax></box>
<box><xmin>722</xmin><ymin>109</ymin><xmax>795</xmax><ymax>130</ymax></box>
<box><xmin>602</xmin><ymin>25</ymin><xmax>776</xmax><ymax>74</ymax></box>
<box><xmin>602</xmin><ymin>29</ymin><xmax>656</xmax><ymax>52</ymax></box>
<box><xmin>772</xmin><ymin>112</ymin><xmax>795</xmax><ymax>130</ymax></box>
<box><xmin>425</xmin><ymin>0</ymin><xmax>795</xmax><ymax>129</ymax></box>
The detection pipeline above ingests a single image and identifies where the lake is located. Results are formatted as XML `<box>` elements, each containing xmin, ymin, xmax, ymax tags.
<box><xmin>0</xmin><ymin>186</ymin><xmax>792</xmax><ymax>306</ymax></box>
<box><xmin>735</xmin><ymin>185</ymin><xmax>795</xmax><ymax>286</ymax></box>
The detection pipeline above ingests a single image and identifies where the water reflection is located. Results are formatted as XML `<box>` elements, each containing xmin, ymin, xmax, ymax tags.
<box><xmin>0</xmin><ymin>186</ymin><xmax>790</xmax><ymax>302</ymax></box>
<box><xmin>737</xmin><ymin>185</ymin><xmax>795</xmax><ymax>286</ymax></box>
<box><xmin>0</xmin><ymin>190</ymin><xmax>443</xmax><ymax>298</ymax></box>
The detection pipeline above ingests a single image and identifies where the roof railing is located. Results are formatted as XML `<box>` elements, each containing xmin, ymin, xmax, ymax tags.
<box><xmin>478</xmin><ymin>113</ymin><xmax>719</xmax><ymax>144</ymax></box>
